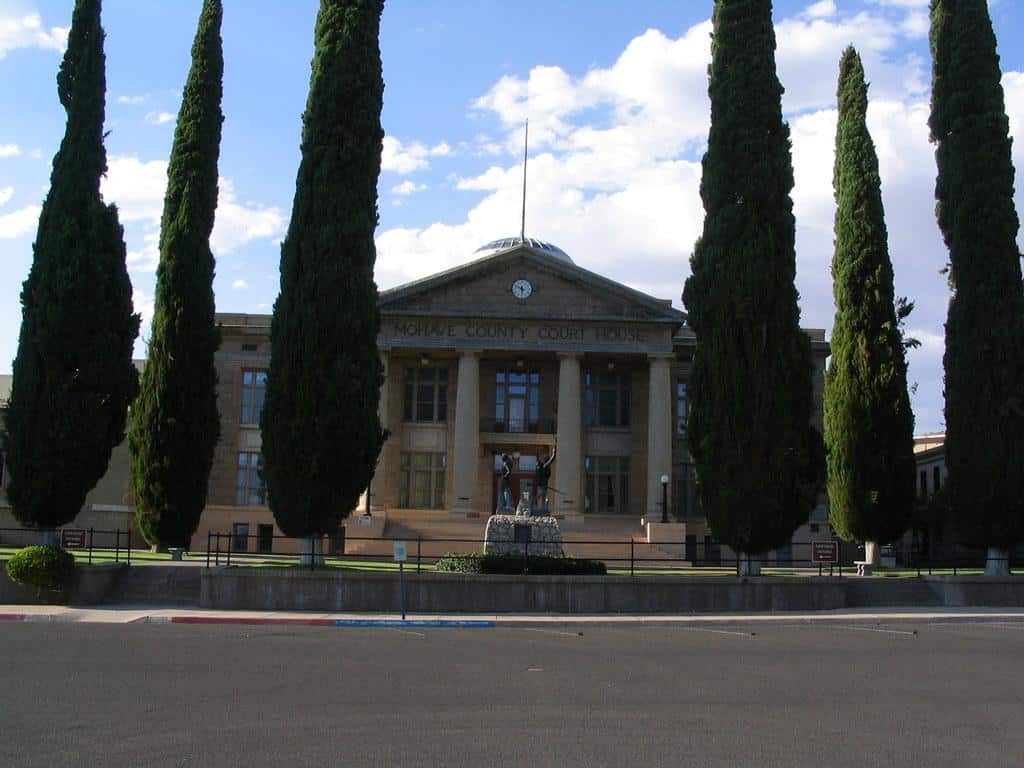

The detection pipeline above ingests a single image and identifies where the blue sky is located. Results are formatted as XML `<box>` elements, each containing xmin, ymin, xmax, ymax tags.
<box><xmin>1</xmin><ymin>0</ymin><xmax>1022</xmax><ymax>434</ymax></box>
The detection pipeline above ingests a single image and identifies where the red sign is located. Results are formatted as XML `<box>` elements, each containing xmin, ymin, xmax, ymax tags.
<box><xmin>811</xmin><ymin>541</ymin><xmax>838</xmax><ymax>563</ymax></box>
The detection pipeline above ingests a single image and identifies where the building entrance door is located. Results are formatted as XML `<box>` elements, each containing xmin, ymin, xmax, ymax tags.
<box><xmin>492</xmin><ymin>472</ymin><xmax>535</xmax><ymax>513</ymax></box>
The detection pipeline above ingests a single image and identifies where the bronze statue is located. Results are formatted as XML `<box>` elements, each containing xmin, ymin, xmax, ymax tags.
<box><xmin>534</xmin><ymin>446</ymin><xmax>556</xmax><ymax>512</ymax></box>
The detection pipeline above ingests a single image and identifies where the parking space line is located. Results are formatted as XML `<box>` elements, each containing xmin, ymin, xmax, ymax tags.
<box><xmin>674</xmin><ymin>626</ymin><xmax>756</xmax><ymax>637</ymax></box>
<box><xmin>389</xmin><ymin>628</ymin><xmax>426</xmax><ymax>639</ymax></box>
<box><xmin>834</xmin><ymin>625</ymin><xmax>916</xmax><ymax>636</ymax></box>
<box><xmin>517</xmin><ymin>628</ymin><xmax>581</xmax><ymax>638</ymax></box>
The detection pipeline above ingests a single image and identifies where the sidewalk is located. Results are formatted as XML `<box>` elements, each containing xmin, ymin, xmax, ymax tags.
<box><xmin>3</xmin><ymin>604</ymin><xmax>1024</xmax><ymax>627</ymax></box>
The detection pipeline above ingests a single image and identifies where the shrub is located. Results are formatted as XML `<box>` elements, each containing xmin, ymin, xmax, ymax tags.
<box><xmin>436</xmin><ymin>552</ymin><xmax>606</xmax><ymax>576</ymax></box>
<box><xmin>5</xmin><ymin>546</ymin><xmax>76</xmax><ymax>591</ymax></box>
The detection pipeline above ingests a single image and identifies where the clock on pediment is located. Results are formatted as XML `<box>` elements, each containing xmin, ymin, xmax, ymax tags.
<box><xmin>511</xmin><ymin>278</ymin><xmax>533</xmax><ymax>300</ymax></box>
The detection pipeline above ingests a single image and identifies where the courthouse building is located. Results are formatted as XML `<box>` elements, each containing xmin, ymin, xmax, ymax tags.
<box><xmin>196</xmin><ymin>237</ymin><xmax>830</xmax><ymax>554</ymax></box>
<box><xmin>1</xmin><ymin>237</ymin><xmax>829</xmax><ymax>555</ymax></box>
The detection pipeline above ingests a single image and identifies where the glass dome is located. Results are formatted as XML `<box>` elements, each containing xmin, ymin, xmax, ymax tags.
<box><xmin>473</xmin><ymin>237</ymin><xmax>573</xmax><ymax>264</ymax></box>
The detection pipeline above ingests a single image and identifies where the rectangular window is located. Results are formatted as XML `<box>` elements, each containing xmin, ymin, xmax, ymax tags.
<box><xmin>233</xmin><ymin>523</ymin><xmax>250</xmax><ymax>553</ymax></box>
<box><xmin>257</xmin><ymin>524</ymin><xmax>274</xmax><ymax>554</ymax></box>
<box><xmin>673</xmin><ymin>463</ymin><xmax>701</xmax><ymax>520</ymax></box>
<box><xmin>236</xmin><ymin>452</ymin><xmax>266</xmax><ymax>506</ymax></box>
<box><xmin>399</xmin><ymin>452</ymin><xmax>446</xmax><ymax>509</ymax></box>
<box><xmin>933</xmin><ymin>466</ymin><xmax>941</xmax><ymax>493</ymax></box>
<box><xmin>240</xmin><ymin>370</ymin><xmax>268</xmax><ymax>425</ymax></box>
<box><xmin>919</xmin><ymin>470</ymin><xmax>928</xmax><ymax>499</ymax></box>
<box><xmin>676</xmin><ymin>381</ymin><xmax>688</xmax><ymax>436</ymax></box>
<box><xmin>494</xmin><ymin>369</ymin><xmax>540</xmax><ymax>432</ymax></box>
<box><xmin>584</xmin><ymin>456</ymin><xmax>631</xmax><ymax>515</ymax></box>
<box><xmin>585</xmin><ymin>371</ymin><xmax>631</xmax><ymax>427</ymax></box>
<box><xmin>403</xmin><ymin>367</ymin><xmax>448</xmax><ymax>423</ymax></box>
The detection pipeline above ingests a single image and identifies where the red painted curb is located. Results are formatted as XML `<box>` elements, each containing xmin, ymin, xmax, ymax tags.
<box><xmin>0</xmin><ymin>614</ymin><xmax>28</xmax><ymax>621</ymax></box>
<box><xmin>170</xmin><ymin>616</ymin><xmax>336</xmax><ymax>626</ymax></box>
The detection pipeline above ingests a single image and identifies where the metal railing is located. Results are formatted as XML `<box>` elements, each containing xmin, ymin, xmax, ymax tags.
<box><xmin>0</xmin><ymin>527</ymin><xmax>135</xmax><ymax>565</ymax></box>
<box><xmin>480</xmin><ymin>417</ymin><xmax>557</xmax><ymax>434</ymax></box>
<box><xmin>203</xmin><ymin>532</ymin><xmax>1018</xmax><ymax>576</ymax></box>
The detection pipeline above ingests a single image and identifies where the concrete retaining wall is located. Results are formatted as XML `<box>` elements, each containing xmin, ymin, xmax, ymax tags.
<box><xmin>4</xmin><ymin>565</ymin><xmax>1024</xmax><ymax>611</ymax></box>
<box><xmin>924</xmin><ymin>576</ymin><xmax>1024</xmax><ymax>607</ymax></box>
<box><xmin>199</xmin><ymin>570</ymin><xmax>849</xmax><ymax>613</ymax></box>
<box><xmin>0</xmin><ymin>563</ymin><xmax>125</xmax><ymax>605</ymax></box>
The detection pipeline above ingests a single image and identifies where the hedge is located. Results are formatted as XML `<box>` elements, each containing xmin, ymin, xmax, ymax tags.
<box><xmin>5</xmin><ymin>545</ymin><xmax>76</xmax><ymax>590</ymax></box>
<box><xmin>435</xmin><ymin>552</ymin><xmax>607</xmax><ymax>576</ymax></box>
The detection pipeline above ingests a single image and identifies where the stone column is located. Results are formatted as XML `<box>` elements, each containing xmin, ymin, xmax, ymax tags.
<box><xmin>646</xmin><ymin>355</ymin><xmax>673</xmax><ymax>521</ymax></box>
<box><xmin>451</xmin><ymin>350</ymin><xmax>481</xmax><ymax>517</ymax></box>
<box><xmin>361</xmin><ymin>350</ymin><xmax>390</xmax><ymax>514</ymax></box>
<box><xmin>372</xmin><ymin>351</ymin><xmax>390</xmax><ymax>512</ymax></box>
<box><xmin>554</xmin><ymin>353</ymin><xmax>583</xmax><ymax>520</ymax></box>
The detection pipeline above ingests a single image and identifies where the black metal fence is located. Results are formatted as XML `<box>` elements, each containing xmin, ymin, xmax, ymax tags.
<box><xmin>0</xmin><ymin>527</ymin><xmax>136</xmax><ymax>564</ymax></box>
<box><xmin>204</xmin><ymin>531</ymin><xmax>1019</xmax><ymax>576</ymax></box>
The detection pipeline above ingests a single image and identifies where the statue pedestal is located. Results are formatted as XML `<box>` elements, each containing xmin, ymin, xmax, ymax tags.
<box><xmin>484</xmin><ymin>515</ymin><xmax>564</xmax><ymax>557</ymax></box>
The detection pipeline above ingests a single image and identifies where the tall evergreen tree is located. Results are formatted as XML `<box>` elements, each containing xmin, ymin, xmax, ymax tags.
<box><xmin>261</xmin><ymin>0</ymin><xmax>386</xmax><ymax>556</ymax></box>
<box><xmin>2</xmin><ymin>0</ymin><xmax>138</xmax><ymax>535</ymax></box>
<box><xmin>129</xmin><ymin>0</ymin><xmax>223</xmax><ymax>549</ymax></box>
<box><xmin>825</xmin><ymin>47</ymin><xmax>916</xmax><ymax>560</ymax></box>
<box><xmin>681</xmin><ymin>0</ymin><xmax>823</xmax><ymax>568</ymax></box>
<box><xmin>930</xmin><ymin>0</ymin><xmax>1024</xmax><ymax>574</ymax></box>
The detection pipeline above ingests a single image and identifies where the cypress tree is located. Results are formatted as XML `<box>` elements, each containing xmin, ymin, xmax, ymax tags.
<box><xmin>261</xmin><ymin>0</ymin><xmax>386</xmax><ymax>556</ymax></box>
<box><xmin>930</xmin><ymin>0</ymin><xmax>1024</xmax><ymax>574</ymax></box>
<box><xmin>824</xmin><ymin>47</ymin><xmax>916</xmax><ymax>559</ymax></box>
<box><xmin>129</xmin><ymin>0</ymin><xmax>223</xmax><ymax>549</ymax></box>
<box><xmin>681</xmin><ymin>0</ymin><xmax>823</xmax><ymax>567</ymax></box>
<box><xmin>2</xmin><ymin>0</ymin><xmax>139</xmax><ymax>534</ymax></box>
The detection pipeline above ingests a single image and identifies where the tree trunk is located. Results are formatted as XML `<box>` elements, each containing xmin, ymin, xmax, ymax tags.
<box><xmin>985</xmin><ymin>547</ymin><xmax>1010</xmax><ymax>577</ymax></box>
<box><xmin>736</xmin><ymin>552</ymin><xmax>761</xmax><ymax>576</ymax></box>
<box><xmin>299</xmin><ymin>535</ymin><xmax>324</xmax><ymax>568</ymax></box>
<box><xmin>39</xmin><ymin>529</ymin><xmax>59</xmax><ymax>548</ymax></box>
<box><xmin>863</xmin><ymin>540</ymin><xmax>880</xmax><ymax>566</ymax></box>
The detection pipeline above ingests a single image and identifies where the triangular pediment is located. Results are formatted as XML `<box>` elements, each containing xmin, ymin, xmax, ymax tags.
<box><xmin>379</xmin><ymin>245</ymin><xmax>685</xmax><ymax>325</ymax></box>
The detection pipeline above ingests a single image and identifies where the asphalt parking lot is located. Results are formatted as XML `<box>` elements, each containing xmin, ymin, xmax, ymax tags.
<box><xmin>2</xmin><ymin>618</ymin><xmax>1023</xmax><ymax>767</ymax></box>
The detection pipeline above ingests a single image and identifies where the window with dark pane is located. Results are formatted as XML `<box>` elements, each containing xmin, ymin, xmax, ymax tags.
<box><xmin>676</xmin><ymin>380</ymin><xmax>688</xmax><ymax>436</ymax></box>
<box><xmin>584</xmin><ymin>456</ymin><xmax>630</xmax><ymax>514</ymax></box>
<box><xmin>240</xmin><ymin>370</ymin><xmax>268</xmax><ymax>424</ymax></box>
<box><xmin>236</xmin><ymin>452</ymin><xmax>266</xmax><ymax>506</ymax></box>
<box><xmin>494</xmin><ymin>369</ymin><xmax>541</xmax><ymax>432</ymax></box>
<box><xmin>403</xmin><ymin>367</ymin><xmax>449</xmax><ymax>423</ymax></box>
<box><xmin>399</xmin><ymin>452</ymin><xmax>446</xmax><ymax>509</ymax></box>
<box><xmin>585</xmin><ymin>371</ymin><xmax>631</xmax><ymax>427</ymax></box>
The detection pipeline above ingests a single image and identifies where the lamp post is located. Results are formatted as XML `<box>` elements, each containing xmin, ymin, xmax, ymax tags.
<box><xmin>660</xmin><ymin>474</ymin><xmax>669</xmax><ymax>524</ymax></box>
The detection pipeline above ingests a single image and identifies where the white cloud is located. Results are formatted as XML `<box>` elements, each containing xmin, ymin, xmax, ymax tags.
<box><xmin>232</xmin><ymin>279</ymin><xmax>248</xmax><ymax>290</ymax></box>
<box><xmin>126</xmin><ymin>231</ymin><xmax>160</xmax><ymax>273</ymax></box>
<box><xmin>0</xmin><ymin>185</ymin><xmax>13</xmax><ymax>206</ymax></box>
<box><xmin>102</xmin><ymin>156</ymin><xmax>167</xmax><ymax>224</ymax></box>
<box><xmin>0</xmin><ymin>204</ymin><xmax>39</xmax><ymax>239</ymax></box>
<box><xmin>804</xmin><ymin>1</ymin><xmax>837</xmax><ymax>19</ymax></box>
<box><xmin>117</xmin><ymin>95</ymin><xmax>148</xmax><ymax>105</ymax></box>
<box><xmin>0</xmin><ymin>11</ymin><xmax>67</xmax><ymax>59</ymax></box>
<box><xmin>101</xmin><ymin>156</ymin><xmax>285</xmax><ymax>259</ymax></box>
<box><xmin>381</xmin><ymin>136</ymin><xmax>452</xmax><ymax>174</ymax></box>
<box><xmin>145</xmin><ymin>111</ymin><xmax>175</xmax><ymax>126</ymax></box>
<box><xmin>373</xmin><ymin>3</ymin><xmax>1011</xmax><ymax>432</ymax></box>
<box><xmin>0</xmin><ymin>144</ymin><xmax>21</xmax><ymax>158</ymax></box>
<box><xmin>391</xmin><ymin>180</ymin><xmax>426</xmax><ymax>196</ymax></box>
<box><xmin>133</xmin><ymin>288</ymin><xmax>155</xmax><ymax>338</ymax></box>
<box><xmin>211</xmin><ymin>179</ymin><xmax>285</xmax><ymax>255</ymax></box>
